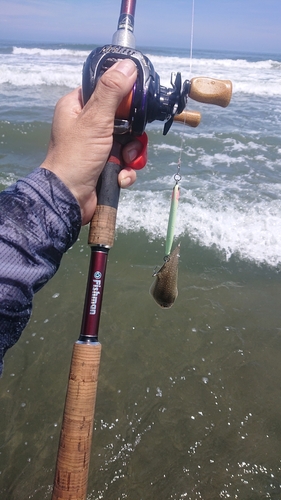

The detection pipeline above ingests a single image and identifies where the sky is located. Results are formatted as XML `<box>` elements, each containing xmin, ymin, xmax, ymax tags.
<box><xmin>1</xmin><ymin>0</ymin><xmax>281</xmax><ymax>54</ymax></box>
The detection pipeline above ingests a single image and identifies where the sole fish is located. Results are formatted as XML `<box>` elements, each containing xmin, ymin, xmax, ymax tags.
<box><xmin>150</xmin><ymin>244</ymin><xmax>180</xmax><ymax>308</ymax></box>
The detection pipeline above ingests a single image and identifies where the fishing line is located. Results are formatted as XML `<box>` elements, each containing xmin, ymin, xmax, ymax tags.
<box><xmin>189</xmin><ymin>0</ymin><xmax>195</xmax><ymax>78</ymax></box>
<box><xmin>178</xmin><ymin>0</ymin><xmax>195</xmax><ymax>158</ymax></box>
<box><xmin>164</xmin><ymin>0</ymin><xmax>195</xmax><ymax>258</ymax></box>
<box><xmin>150</xmin><ymin>0</ymin><xmax>232</xmax><ymax>309</ymax></box>
<box><xmin>151</xmin><ymin>0</ymin><xmax>199</xmax><ymax>309</ymax></box>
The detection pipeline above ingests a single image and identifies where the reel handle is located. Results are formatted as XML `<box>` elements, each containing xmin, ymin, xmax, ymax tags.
<box><xmin>174</xmin><ymin>109</ymin><xmax>201</xmax><ymax>127</ymax></box>
<box><xmin>189</xmin><ymin>77</ymin><xmax>232</xmax><ymax>108</ymax></box>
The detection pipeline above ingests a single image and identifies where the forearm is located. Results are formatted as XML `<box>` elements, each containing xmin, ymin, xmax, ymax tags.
<box><xmin>0</xmin><ymin>168</ymin><xmax>81</xmax><ymax>375</ymax></box>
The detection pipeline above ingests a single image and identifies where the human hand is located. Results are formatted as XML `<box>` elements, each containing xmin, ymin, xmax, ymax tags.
<box><xmin>40</xmin><ymin>59</ymin><xmax>143</xmax><ymax>225</ymax></box>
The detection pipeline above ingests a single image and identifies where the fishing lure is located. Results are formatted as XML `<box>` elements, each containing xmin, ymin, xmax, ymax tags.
<box><xmin>165</xmin><ymin>183</ymin><xmax>180</xmax><ymax>256</ymax></box>
<box><xmin>150</xmin><ymin>244</ymin><xmax>180</xmax><ymax>308</ymax></box>
<box><xmin>150</xmin><ymin>179</ymin><xmax>180</xmax><ymax>308</ymax></box>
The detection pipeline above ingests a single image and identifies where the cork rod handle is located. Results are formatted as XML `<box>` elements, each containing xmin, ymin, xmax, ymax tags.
<box><xmin>88</xmin><ymin>142</ymin><xmax>123</xmax><ymax>248</ymax></box>
<box><xmin>52</xmin><ymin>342</ymin><xmax>101</xmax><ymax>500</ymax></box>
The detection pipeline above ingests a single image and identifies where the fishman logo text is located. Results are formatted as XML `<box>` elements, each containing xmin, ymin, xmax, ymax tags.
<box><xmin>90</xmin><ymin>278</ymin><xmax>102</xmax><ymax>315</ymax></box>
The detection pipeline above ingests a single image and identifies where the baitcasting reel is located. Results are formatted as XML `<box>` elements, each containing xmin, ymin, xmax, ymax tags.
<box><xmin>82</xmin><ymin>44</ymin><xmax>232</xmax><ymax>137</ymax></box>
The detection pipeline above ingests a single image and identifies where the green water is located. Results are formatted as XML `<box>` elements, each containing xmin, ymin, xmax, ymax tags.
<box><xmin>1</xmin><ymin>229</ymin><xmax>281</xmax><ymax>499</ymax></box>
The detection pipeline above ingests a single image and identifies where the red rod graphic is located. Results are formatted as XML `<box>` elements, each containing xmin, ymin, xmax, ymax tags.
<box><xmin>120</xmin><ymin>0</ymin><xmax>136</xmax><ymax>16</ymax></box>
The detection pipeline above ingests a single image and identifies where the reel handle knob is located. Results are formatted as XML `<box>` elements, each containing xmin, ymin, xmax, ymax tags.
<box><xmin>189</xmin><ymin>77</ymin><xmax>232</xmax><ymax>107</ymax></box>
<box><xmin>174</xmin><ymin>110</ymin><xmax>201</xmax><ymax>127</ymax></box>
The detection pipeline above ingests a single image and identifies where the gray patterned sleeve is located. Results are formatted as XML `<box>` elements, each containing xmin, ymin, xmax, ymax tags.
<box><xmin>0</xmin><ymin>167</ymin><xmax>81</xmax><ymax>375</ymax></box>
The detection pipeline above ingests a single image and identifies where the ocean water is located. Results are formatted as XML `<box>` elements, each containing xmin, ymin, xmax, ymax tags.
<box><xmin>1</xmin><ymin>41</ymin><xmax>281</xmax><ymax>499</ymax></box>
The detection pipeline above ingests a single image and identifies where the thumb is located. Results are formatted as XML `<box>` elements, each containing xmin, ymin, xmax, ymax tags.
<box><xmin>82</xmin><ymin>59</ymin><xmax>137</xmax><ymax>130</ymax></box>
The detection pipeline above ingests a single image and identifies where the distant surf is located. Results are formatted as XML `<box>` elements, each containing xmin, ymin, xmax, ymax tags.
<box><xmin>1</xmin><ymin>41</ymin><xmax>281</xmax><ymax>266</ymax></box>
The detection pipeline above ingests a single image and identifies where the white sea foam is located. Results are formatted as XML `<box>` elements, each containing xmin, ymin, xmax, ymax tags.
<box><xmin>1</xmin><ymin>43</ymin><xmax>281</xmax><ymax>270</ymax></box>
<box><xmin>0</xmin><ymin>46</ymin><xmax>280</xmax><ymax>96</ymax></box>
<box><xmin>0</xmin><ymin>63</ymin><xmax>82</xmax><ymax>87</ymax></box>
<box><xmin>117</xmin><ymin>183</ymin><xmax>281</xmax><ymax>268</ymax></box>
<box><xmin>146</xmin><ymin>54</ymin><xmax>281</xmax><ymax>96</ymax></box>
<box><xmin>12</xmin><ymin>46</ymin><xmax>88</xmax><ymax>58</ymax></box>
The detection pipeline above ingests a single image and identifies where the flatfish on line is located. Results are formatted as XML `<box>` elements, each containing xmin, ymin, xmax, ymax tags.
<box><xmin>150</xmin><ymin>244</ymin><xmax>180</xmax><ymax>309</ymax></box>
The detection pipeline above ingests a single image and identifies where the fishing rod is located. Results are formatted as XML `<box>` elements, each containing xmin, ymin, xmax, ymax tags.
<box><xmin>51</xmin><ymin>1</ymin><xmax>232</xmax><ymax>498</ymax></box>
